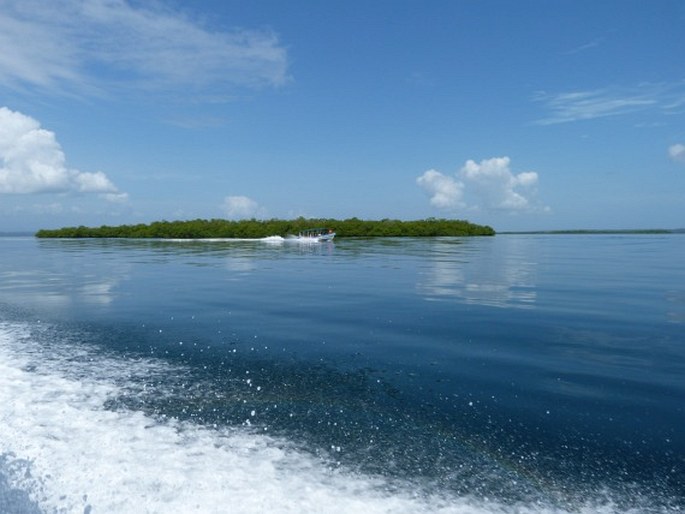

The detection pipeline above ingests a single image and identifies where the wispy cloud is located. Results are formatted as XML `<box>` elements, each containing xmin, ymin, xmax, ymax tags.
<box><xmin>533</xmin><ymin>82</ymin><xmax>685</xmax><ymax>125</ymax></box>
<box><xmin>563</xmin><ymin>38</ymin><xmax>603</xmax><ymax>56</ymax></box>
<box><xmin>417</xmin><ymin>157</ymin><xmax>547</xmax><ymax>214</ymax></box>
<box><xmin>0</xmin><ymin>0</ymin><xmax>289</xmax><ymax>98</ymax></box>
<box><xmin>0</xmin><ymin>106</ymin><xmax>127</xmax><ymax>201</ymax></box>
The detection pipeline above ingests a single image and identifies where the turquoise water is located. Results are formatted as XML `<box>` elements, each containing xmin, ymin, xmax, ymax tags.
<box><xmin>0</xmin><ymin>235</ymin><xmax>683</xmax><ymax>513</ymax></box>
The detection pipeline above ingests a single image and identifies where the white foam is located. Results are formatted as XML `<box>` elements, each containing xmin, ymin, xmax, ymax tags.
<box><xmin>0</xmin><ymin>322</ymin><xmax>670</xmax><ymax>514</ymax></box>
<box><xmin>161</xmin><ymin>236</ymin><xmax>285</xmax><ymax>243</ymax></box>
<box><xmin>261</xmin><ymin>235</ymin><xmax>286</xmax><ymax>243</ymax></box>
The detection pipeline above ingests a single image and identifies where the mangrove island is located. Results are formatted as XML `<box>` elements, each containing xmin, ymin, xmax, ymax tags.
<box><xmin>35</xmin><ymin>217</ymin><xmax>495</xmax><ymax>239</ymax></box>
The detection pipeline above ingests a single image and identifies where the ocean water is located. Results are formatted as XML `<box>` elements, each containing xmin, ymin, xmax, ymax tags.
<box><xmin>0</xmin><ymin>234</ymin><xmax>683</xmax><ymax>514</ymax></box>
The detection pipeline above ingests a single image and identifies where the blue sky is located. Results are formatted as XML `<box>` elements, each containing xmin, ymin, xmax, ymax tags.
<box><xmin>1</xmin><ymin>0</ymin><xmax>684</xmax><ymax>232</ymax></box>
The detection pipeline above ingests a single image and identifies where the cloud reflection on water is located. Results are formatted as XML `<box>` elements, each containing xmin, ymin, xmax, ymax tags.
<box><xmin>416</xmin><ymin>237</ymin><xmax>538</xmax><ymax>309</ymax></box>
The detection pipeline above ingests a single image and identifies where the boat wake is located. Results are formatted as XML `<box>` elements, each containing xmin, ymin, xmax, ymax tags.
<box><xmin>163</xmin><ymin>235</ymin><xmax>286</xmax><ymax>243</ymax></box>
<box><xmin>0</xmin><ymin>320</ymin><xmax>679</xmax><ymax>514</ymax></box>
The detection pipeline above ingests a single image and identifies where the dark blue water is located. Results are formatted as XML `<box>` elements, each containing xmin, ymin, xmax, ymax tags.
<box><xmin>0</xmin><ymin>235</ymin><xmax>683</xmax><ymax>513</ymax></box>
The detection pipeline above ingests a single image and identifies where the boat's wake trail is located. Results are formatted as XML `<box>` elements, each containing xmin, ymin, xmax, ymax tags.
<box><xmin>0</xmin><ymin>320</ymin><xmax>680</xmax><ymax>514</ymax></box>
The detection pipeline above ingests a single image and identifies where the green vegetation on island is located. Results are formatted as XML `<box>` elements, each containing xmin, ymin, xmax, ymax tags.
<box><xmin>35</xmin><ymin>217</ymin><xmax>495</xmax><ymax>239</ymax></box>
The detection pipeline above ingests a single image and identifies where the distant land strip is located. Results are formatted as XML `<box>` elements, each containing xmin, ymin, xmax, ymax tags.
<box><xmin>500</xmin><ymin>229</ymin><xmax>684</xmax><ymax>235</ymax></box>
<box><xmin>35</xmin><ymin>218</ymin><xmax>496</xmax><ymax>239</ymax></box>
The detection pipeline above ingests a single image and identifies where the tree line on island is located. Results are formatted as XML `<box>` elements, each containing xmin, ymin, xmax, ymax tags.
<box><xmin>35</xmin><ymin>217</ymin><xmax>495</xmax><ymax>238</ymax></box>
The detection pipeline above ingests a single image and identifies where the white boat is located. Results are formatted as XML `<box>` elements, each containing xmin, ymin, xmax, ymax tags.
<box><xmin>294</xmin><ymin>228</ymin><xmax>336</xmax><ymax>242</ymax></box>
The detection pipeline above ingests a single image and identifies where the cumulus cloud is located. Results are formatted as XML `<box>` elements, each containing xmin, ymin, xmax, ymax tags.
<box><xmin>417</xmin><ymin>156</ymin><xmax>546</xmax><ymax>213</ymax></box>
<box><xmin>669</xmin><ymin>143</ymin><xmax>685</xmax><ymax>164</ymax></box>
<box><xmin>221</xmin><ymin>195</ymin><xmax>264</xmax><ymax>219</ymax></box>
<box><xmin>0</xmin><ymin>0</ymin><xmax>289</xmax><ymax>97</ymax></box>
<box><xmin>0</xmin><ymin>106</ymin><xmax>127</xmax><ymax>201</ymax></box>
<box><xmin>459</xmin><ymin>157</ymin><xmax>539</xmax><ymax>211</ymax></box>
<box><xmin>416</xmin><ymin>169</ymin><xmax>464</xmax><ymax>209</ymax></box>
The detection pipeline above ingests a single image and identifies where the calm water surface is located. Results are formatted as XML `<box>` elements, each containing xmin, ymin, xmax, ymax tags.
<box><xmin>0</xmin><ymin>234</ymin><xmax>683</xmax><ymax>513</ymax></box>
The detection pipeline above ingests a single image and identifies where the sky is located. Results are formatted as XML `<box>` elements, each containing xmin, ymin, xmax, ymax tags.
<box><xmin>1</xmin><ymin>0</ymin><xmax>684</xmax><ymax>232</ymax></box>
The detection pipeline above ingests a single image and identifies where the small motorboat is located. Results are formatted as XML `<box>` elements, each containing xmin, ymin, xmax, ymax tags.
<box><xmin>294</xmin><ymin>228</ymin><xmax>336</xmax><ymax>242</ymax></box>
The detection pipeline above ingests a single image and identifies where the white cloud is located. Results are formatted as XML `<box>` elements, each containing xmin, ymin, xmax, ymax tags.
<box><xmin>417</xmin><ymin>157</ymin><xmax>546</xmax><ymax>214</ymax></box>
<box><xmin>668</xmin><ymin>143</ymin><xmax>685</xmax><ymax>164</ymax></box>
<box><xmin>72</xmin><ymin>170</ymin><xmax>117</xmax><ymax>193</ymax></box>
<box><xmin>0</xmin><ymin>106</ymin><xmax>126</xmax><ymax>201</ymax></box>
<box><xmin>102</xmin><ymin>192</ymin><xmax>129</xmax><ymax>203</ymax></box>
<box><xmin>221</xmin><ymin>195</ymin><xmax>264</xmax><ymax>219</ymax></box>
<box><xmin>459</xmin><ymin>157</ymin><xmax>539</xmax><ymax>211</ymax></box>
<box><xmin>0</xmin><ymin>0</ymin><xmax>289</xmax><ymax>97</ymax></box>
<box><xmin>534</xmin><ymin>89</ymin><xmax>655</xmax><ymax>125</ymax></box>
<box><xmin>416</xmin><ymin>169</ymin><xmax>464</xmax><ymax>209</ymax></box>
<box><xmin>563</xmin><ymin>38</ymin><xmax>602</xmax><ymax>55</ymax></box>
<box><xmin>533</xmin><ymin>82</ymin><xmax>685</xmax><ymax>125</ymax></box>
